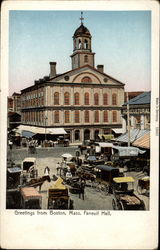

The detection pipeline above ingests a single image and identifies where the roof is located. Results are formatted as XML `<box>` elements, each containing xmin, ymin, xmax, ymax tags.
<box><xmin>113</xmin><ymin>177</ymin><xmax>135</xmax><ymax>183</ymax></box>
<box><xmin>112</xmin><ymin>128</ymin><xmax>125</xmax><ymax>134</ymax></box>
<box><xmin>95</xmin><ymin>142</ymin><xmax>114</xmax><ymax>148</ymax></box>
<box><xmin>49</xmin><ymin>64</ymin><xmax>125</xmax><ymax>85</ymax></box>
<box><xmin>116</xmin><ymin>129</ymin><xmax>150</xmax><ymax>143</ymax></box>
<box><xmin>96</xmin><ymin>165</ymin><xmax>119</xmax><ymax>172</ymax></box>
<box><xmin>124</xmin><ymin>91</ymin><xmax>144</xmax><ymax>102</ymax></box>
<box><xmin>132</xmin><ymin>133</ymin><xmax>150</xmax><ymax>149</ymax></box>
<box><xmin>21</xmin><ymin>64</ymin><xmax>125</xmax><ymax>92</ymax></box>
<box><xmin>123</xmin><ymin>91</ymin><xmax>151</xmax><ymax>106</ymax></box>
<box><xmin>21</xmin><ymin>187</ymin><xmax>42</xmax><ymax>199</ymax></box>
<box><xmin>73</xmin><ymin>24</ymin><xmax>91</xmax><ymax>37</ymax></box>
<box><xmin>112</xmin><ymin>146</ymin><xmax>146</xmax><ymax>156</ymax></box>
<box><xmin>7</xmin><ymin>167</ymin><xmax>22</xmax><ymax>173</ymax></box>
<box><xmin>23</xmin><ymin>157</ymin><xmax>36</xmax><ymax>163</ymax></box>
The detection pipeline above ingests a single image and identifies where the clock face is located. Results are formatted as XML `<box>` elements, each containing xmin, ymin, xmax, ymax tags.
<box><xmin>64</xmin><ymin>75</ymin><xmax>69</xmax><ymax>81</ymax></box>
<box><xmin>104</xmin><ymin>78</ymin><xmax>108</xmax><ymax>83</ymax></box>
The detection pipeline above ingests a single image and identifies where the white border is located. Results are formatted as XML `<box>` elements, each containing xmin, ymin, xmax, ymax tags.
<box><xmin>0</xmin><ymin>1</ymin><xmax>159</xmax><ymax>249</ymax></box>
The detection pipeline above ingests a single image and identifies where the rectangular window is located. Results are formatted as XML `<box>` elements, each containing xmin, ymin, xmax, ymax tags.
<box><xmin>65</xmin><ymin>111</ymin><xmax>70</xmax><ymax>123</ymax></box>
<box><xmin>75</xmin><ymin>111</ymin><xmax>80</xmax><ymax>123</ymax></box>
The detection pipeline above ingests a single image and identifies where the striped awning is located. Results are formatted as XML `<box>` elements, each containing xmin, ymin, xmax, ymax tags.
<box><xmin>116</xmin><ymin>129</ymin><xmax>150</xmax><ymax>143</ymax></box>
<box><xmin>132</xmin><ymin>133</ymin><xmax>150</xmax><ymax>149</ymax></box>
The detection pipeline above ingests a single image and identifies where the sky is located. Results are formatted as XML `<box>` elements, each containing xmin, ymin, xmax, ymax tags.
<box><xmin>9</xmin><ymin>10</ymin><xmax>151</xmax><ymax>95</ymax></box>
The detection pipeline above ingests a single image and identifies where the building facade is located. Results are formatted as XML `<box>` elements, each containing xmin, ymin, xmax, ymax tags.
<box><xmin>121</xmin><ymin>91</ymin><xmax>150</xmax><ymax>132</ymax></box>
<box><xmin>21</xmin><ymin>18</ymin><xmax>125</xmax><ymax>143</ymax></box>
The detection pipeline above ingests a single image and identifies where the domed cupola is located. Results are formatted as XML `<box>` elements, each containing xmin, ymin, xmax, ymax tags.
<box><xmin>73</xmin><ymin>24</ymin><xmax>91</xmax><ymax>38</ymax></box>
<box><xmin>70</xmin><ymin>12</ymin><xmax>95</xmax><ymax>70</ymax></box>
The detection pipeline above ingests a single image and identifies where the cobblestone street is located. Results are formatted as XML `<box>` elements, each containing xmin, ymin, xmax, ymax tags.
<box><xmin>8</xmin><ymin>145</ymin><xmax>149</xmax><ymax>210</ymax></box>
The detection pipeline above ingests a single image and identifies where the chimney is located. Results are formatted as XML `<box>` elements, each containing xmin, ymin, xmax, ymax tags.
<box><xmin>97</xmin><ymin>65</ymin><xmax>104</xmax><ymax>73</ymax></box>
<box><xmin>50</xmin><ymin>62</ymin><xmax>57</xmax><ymax>78</ymax></box>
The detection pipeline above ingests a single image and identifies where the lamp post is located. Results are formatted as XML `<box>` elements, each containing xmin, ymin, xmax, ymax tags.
<box><xmin>44</xmin><ymin>115</ymin><xmax>48</xmax><ymax>142</ymax></box>
<box><xmin>126</xmin><ymin>92</ymin><xmax>131</xmax><ymax>147</ymax></box>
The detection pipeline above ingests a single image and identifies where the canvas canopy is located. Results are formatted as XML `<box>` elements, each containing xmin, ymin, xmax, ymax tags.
<box><xmin>112</xmin><ymin>146</ymin><xmax>146</xmax><ymax>157</ymax></box>
<box><xmin>13</xmin><ymin>125</ymin><xmax>67</xmax><ymax>135</ymax></box>
<box><xmin>96</xmin><ymin>165</ymin><xmax>119</xmax><ymax>172</ymax></box>
<box><xmin>49</xmin><ymin>177</ymin><xmax>67</xmax><ymax>190</ymax></box>
<box><xmin>98</xmin><ymin>134</ymin><xmax>114</xmax><ymax>140</ymax></box>
<box><xmin>113</xmin><ymin>177</ymin><xmax>135</xmax><ymax>183</ymax></box>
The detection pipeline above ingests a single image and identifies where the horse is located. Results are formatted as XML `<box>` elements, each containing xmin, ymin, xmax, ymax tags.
<box><xmin>26</xmin><ymin>175</ymin><xmax>51</xmax><ymax>191</ymax></box>
<box><xmin>76</xmin><ymin>170</ymin><xmax>96</xmax><ymax>187</ymax></box>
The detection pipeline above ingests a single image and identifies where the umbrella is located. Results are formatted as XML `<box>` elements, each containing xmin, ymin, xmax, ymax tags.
<box><xmin>61</xmin><ymin>153</ymin><xmax>73</xmax><ymax>159</ymax></box>
<box><xmin>87</xmin><ymin>155</ymin><xmax>97</xmax><ymax>161</ymax></box>
<box><xmin>22</xmin><ymin>130</ymin><xmax>36</xmax><ymax>138</ymax></box>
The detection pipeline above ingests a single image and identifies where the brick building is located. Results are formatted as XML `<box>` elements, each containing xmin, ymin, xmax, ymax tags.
<box><xmin>21</xmin><ymin>17</ymin><xmax>125</xmax><ymax>143</ymax></box>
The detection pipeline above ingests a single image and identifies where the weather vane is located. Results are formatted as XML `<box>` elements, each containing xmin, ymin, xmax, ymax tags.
<box><xmin>80</xmin><ymin>11</ymin><xmax>84</xmax><ymax>24</ymax></box>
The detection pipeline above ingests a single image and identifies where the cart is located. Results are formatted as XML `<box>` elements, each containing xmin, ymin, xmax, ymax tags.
<box><xmin>22</xmin><ymin>157</ymin><xmax>38</xmax><ymax>178</ymax></box>
<box><xmin>7</xmin><ymin>167</ymin><xmax>22</xmax><ymax>189</ymax></box>
<box><xmin>47</xmin><ymin>177</ymin><xmax>73</xmax><ymax>209</ymax></box>
<box><xmin>137</xmin><ymin>176</ymin><xmax>150</xmax><ymax>195</ymax></box>
<box><xmin>112</xmin><ymin>177</ymin><xmax>146</xmax><ymax>210</ymax></box>
<box><xmin>20</xmin><ymin>187</ymin><xmax>42</xmax><ymax>209</ymax></box>
<box><xmin>94</xmin><ymin>165</ymin><xmax>121</xmax><ymax>194</ymax></box>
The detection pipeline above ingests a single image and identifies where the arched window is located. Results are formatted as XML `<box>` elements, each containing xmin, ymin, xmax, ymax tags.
<box><xmin>54</xmin><ymin>92</ymin><xmax>59</xmax><ymax>105</ymax></box>
<box><xmin>64</xmin><ymin>92</ymin><xmax>70</xmax><ymax>105</ymax></box>
<box><xmin>54</xmin><ymin>111</ymin><xmax>59</xmax><ymax>123</ymax></box>
<box><xmin>75</xmin><ymin>111</ymin><xmax>80</xmax><ymax>123</ymax></box>
<box><xmin>74</xmin><ymin>92</ymin><xmax>79</xmax><ymax>105</ymax></box>
<box><xmin>84</xmin><ymin>129</ymin><xmax>90</xmax><ymax>141</ymax></box>
<box><xmin>103</xmin><ymin>93</ymin><xmax>108</xmax><ymax>105</ymax></box>
<box><xmin>81</xmin><ymin>76</ymin><xmax>92</xmax><ymax>83</ymax></box>
<box><xmin>103</xmin><ymin>111</ymin><xmax>108</xmax><ymax>122</ymax></box>
<box><xmin>84</xmin><ymin>92</ymin><xmax>90</xmax><ymax>105</ymax></box>
<box><xmin>84</xmin><ymin>110</ymin><xmax>89</xmax><ymax>123</ymax></box>
<box><xmin>112</xmin><ymin>93</ymin><xmax>117</xmax><ymax>105</ymax></box>
<box><xmin>94</xmin><ymin>110</ymin><xmax>99</xmax><ymax>123</ymax></box>
<box><xmin>75</xmin><ymin>130</ymin><xmax>80</xmax><ymax>141</ymax></box>
<box><xmin>65</xmin><ymin>111</ymin><xmax>70</xmax><ymax>123</ymax></box>
<box><xmin>84</xmin><ymin>39</ymin><xmax>88</xmax><ymax>49</ymax></box>
<box><xmin>84</xmin><ymin>55</ymin><xmax>88</xmax><ymax>63</ymax></box>
<box><xmin>112</xmin><ymin>111</ymin><xmax>117</xmax><ymax>122</ymax></box>
<box><xmin>94</xmin><ymin>130</ymin><xmax>99</xmax><ymax>140</ymax></box>
<box><xmin>74</xmin><ymin>39</ymin><xmax>76</xmax><ymax>49</ymax></box>
<box><xmin>79</xmin><ymin>39</ymin><xmax>82</xmax><ymax>49</ymax></box>
<box><xmin>94</xmin><ymin>93</ymin><xmax>99</xmax><ymax>105</ymax></box>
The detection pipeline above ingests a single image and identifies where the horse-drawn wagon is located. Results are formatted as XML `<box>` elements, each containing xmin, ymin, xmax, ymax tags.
<box><xmin>112</xmin><ymin>177</ymin><xmax>146</xmax><ymax>210</ymax></box>
<box><xmin>22</xmin><ymin>157</ymin><xmax>38</xmax><ymax>178</ymax></box>
<box><xmin>47</xmin><ymin>177</ymin><xmax>73</xmax><ymax>209</ymax></box>
<box><xmin>137</xmin><ymin>176</ymin><xmax>150</xmax><ymax>195</ymax></box>
<box><xmin>111</xmin><ymin>146</ymin><xmax>146</xmax><ymax>170</ymax></box>
<box><xmin>95</xmin><ymin>165</ymin><xmax>121</xmax><ymax>193</ymax></box>
<box><xmin>20</xmin><ymin>187</ymin><xmax>42</xmax><ymax>209</ymax></box>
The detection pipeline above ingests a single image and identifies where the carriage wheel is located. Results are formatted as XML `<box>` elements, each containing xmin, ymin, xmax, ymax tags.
<box><xmin>140</xmin><ymin>200</ymin><xmax>146</xmax><ymax>210</ymax></box>
<box><xmin>104</xmin><ymin>185</ymin><xmax>110</xmax><ymax>195</ymax></box>
<box><xmin>112</xmin><ymin>199</ymin><xmax>117</xmax><ymax>210</ymax></box>
<box><xmin>118</xmin><ymin>201</ymin><xmax>125</xmax><ymax>210</ymax></box>
<box><xmin>137</xmin><ymin>184</ymin><xmax>143</xmax><ymax>194</ymax></box>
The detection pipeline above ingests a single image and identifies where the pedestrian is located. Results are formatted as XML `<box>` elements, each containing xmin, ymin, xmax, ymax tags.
<box><xmin>66</xmin><ymin>170</ymin><xmax>72</xmax><ymax>181</ymax></box>
<box><xmin>79</xmin><ymin>179</ymin><xmax>85</xmax><ymax>200</ymax></box>
<box><xmin>44</xmin><ymin>166</ymin><xmax>50</xmax><ymax>176</ymax></box>
<box><xmin>9</xmin><ymin>140</ymin><xmax>13</xmax><ymax>150</ymax></box>
<box><xmin>56</xmin><ymin>162</ymin><xmax>60</xmax><ymax>175</ymax></box>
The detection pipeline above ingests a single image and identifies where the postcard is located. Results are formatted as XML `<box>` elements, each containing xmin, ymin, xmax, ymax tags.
<box><xmin>0</xmin><ymin>0</ymin><xmax>159</xmax><ymax>249</ymax></box>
